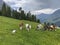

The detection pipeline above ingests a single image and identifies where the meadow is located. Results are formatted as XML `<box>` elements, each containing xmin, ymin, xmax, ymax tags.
<box><xmin>0</xmin><ymin>16</ymin><xmax>60</xmax><ymax>45</ymax></box>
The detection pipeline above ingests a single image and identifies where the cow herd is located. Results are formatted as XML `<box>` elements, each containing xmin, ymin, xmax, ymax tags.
<box><xmin>19</xmin><ymin>22</ymin><xmax>59</xmax><ymax>31</ymax></box>
<box><xmin>12</xmin><ymin>22</ymin><xmax>60</xmax><ymax>33</ymax></box>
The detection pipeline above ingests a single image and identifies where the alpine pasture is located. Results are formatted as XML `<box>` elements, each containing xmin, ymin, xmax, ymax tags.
<box><xmin>0</xmin><ymin>16</ymin><xmax>60</xmax><ymax>45</ymax></box>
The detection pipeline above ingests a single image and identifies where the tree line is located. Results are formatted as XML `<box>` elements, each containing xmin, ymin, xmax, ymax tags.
<box><xmin>0</xmin><ymin>2</ymin><xmax>40</xmax><ymax>23</ymax></box>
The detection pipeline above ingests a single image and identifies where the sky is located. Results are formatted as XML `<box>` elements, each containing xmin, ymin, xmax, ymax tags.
<box><xmin>3</xmin><ymin>0</ymin><xmax>60</xmax><ymax>14</ymax></box>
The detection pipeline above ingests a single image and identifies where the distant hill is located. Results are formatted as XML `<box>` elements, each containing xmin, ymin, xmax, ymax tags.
<box><xmin>49</xmin><ymin>9</ymin><xmax>60</xmax><ymax>26</ymax></box>
<box><xmin>36</xmin><ymin>9</ymin><xmax>60</xmax><ymax>26</ymax></box>
<box><xmin>36</xmin><ymin>13</ymin><xmax>50</xmax><ymax>23</ymax></box>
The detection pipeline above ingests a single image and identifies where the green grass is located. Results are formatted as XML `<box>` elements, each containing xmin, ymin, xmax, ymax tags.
<box><xmin>0</xmin><ymin>16</ymin><xmax>60</xmax><ymax>45</ymax></box>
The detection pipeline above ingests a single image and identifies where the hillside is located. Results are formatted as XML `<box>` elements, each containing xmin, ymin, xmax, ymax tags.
<box><xmin>0</xmin><ymin>16</ymin><xmax>60</xmax><ymax>45</ymax></box>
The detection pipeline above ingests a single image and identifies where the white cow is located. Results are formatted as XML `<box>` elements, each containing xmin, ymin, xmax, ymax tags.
<box><xmin>36</xmin><ymin>24</ymin><xmax>43</xmax><ymax>30</ymax></box>
<box><xmin>25</xmin><ymin>24</ymin><xmax>31</xmax><ymax>32</ymax></box>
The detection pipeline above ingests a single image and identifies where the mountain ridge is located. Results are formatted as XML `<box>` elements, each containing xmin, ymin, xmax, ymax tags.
<box><xmin>36</xmin><ymin>9</ymin><xmax>60</xmax><ymax>26</ymax></box>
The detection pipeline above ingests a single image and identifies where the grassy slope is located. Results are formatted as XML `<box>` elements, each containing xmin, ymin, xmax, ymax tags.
<box><xmin>0</xmin><ymin>16</ymin><xmax>60</xmax><ymax>45</ymax></box>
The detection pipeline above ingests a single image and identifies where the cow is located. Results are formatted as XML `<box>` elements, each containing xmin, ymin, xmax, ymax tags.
<box><xmin>49</xmin><ymin>24</ymin><xmax>56</xmax><ymax>31</ymax></box>
<box><xmin>25</xmin><ymin>24</ymin><xmax>31</xmax><ymax>32</ymax></box>
<box><xmin>19</xmin><ymin>22</ymin><xmax>24</xmax><ymax>30</ymax></box>
<box><xmin>36</xmin><ymin>24</ymin><xmax>43</xmax><ymax>30</ymax></box>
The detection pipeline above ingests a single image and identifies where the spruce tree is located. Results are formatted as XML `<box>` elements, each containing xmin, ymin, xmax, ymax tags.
<box><xmin>2</xmin><ymin>2</ymin><xmax>7</xmax><ymax>16</ymax></box>
<box><xmin>6</xmin><ymin>5</ymin><xmax>11</xmax><ymax>17</ymax></box>
<box><xmin>26</xmin><ymin>11</ymin><xmax>31</xmax><ymax>21</ymax></box>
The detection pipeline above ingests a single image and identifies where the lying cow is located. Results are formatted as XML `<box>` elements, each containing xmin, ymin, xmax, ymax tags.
<box><xmin>36</xmin><ymin>24</ymin><xmax>43</xmax><ymax>30</ymax></box>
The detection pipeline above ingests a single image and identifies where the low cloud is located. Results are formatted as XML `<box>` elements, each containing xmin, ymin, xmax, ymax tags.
<box><xmin>31</xmin><ymin>8</ymin><xmax>55</xmax><ymax>15</ymax></box>
<box><xmin>3</xmin><ymin>0</ymin><xmax>60</xmax><ymax>14</ymax></box>
<box><xmin>3</xmin><ymin>0</ymin><xmax>44</xmax><ymax>11</ymax></box>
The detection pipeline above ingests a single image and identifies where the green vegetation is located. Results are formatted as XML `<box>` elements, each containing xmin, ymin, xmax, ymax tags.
<box><xmin>0</xmin><ymin>16</ymin><xmax>60</xmax><ymax>45</ymax></box>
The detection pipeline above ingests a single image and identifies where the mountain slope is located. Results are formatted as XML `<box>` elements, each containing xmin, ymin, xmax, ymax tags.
<box><xmin>36</xmin><ymin>9</ymin><xmax>60</xmax><ymax>26</ymax></box>
<box><xmin>0</xmin><ymin>16</ymin><xmax>60</xmax><ymax>45</ymax></box>
<box><xmin>48</xmin><ymin>9</ymin><xmax>60</xmax><ymax>26</ymax></box>
<box><xmin>36</xmin><ymin>13</ymin><xmax>50</xmax><ymax>22</ymax></box>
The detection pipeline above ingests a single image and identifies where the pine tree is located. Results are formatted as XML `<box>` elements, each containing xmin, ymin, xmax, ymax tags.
<box><xmin>2</xmin><ymin>2</ymin><xmax>7</xmax><ymax>16</ymax></box>
<box><xmin>21</xmin><ymin>10</ymin><xmax>26</xmax><ymax>20</ymax></box>
<box><xmin>37</xmin><ymin>19</ymin><xmax>40</xmax><ymax>23</ymax></box>
<box><xmin>31</xmin><ymin>15</ymin><xmax>36</xmax><ymax>22</ymax></box>
<box><xmin>19</xmin><ymin>7</ymin><xmax>22</xmax><ymax>19</ymax></box>
<box><xmin>31</xmin><ymin>15</ymin><xmax>34</xmax><ymax>21</ymax></box>
<box><xmin>26</xmin><ymin>11</ymin><xmax>31</xmax><ymax>21</ymax></box>
<box><xmin>34</xmin><ymin>15</ymin><xmax>36</xmax><ymax>22</ymax></box>
<box><xmin>0</xmin><ymin>11</ymin><xmax>2</xmax><ymax>16</ymax></box>
<box><xmin>6</xmin><ymin>5</ymin><xmax>11</xmax><ymax>17</ymax></box>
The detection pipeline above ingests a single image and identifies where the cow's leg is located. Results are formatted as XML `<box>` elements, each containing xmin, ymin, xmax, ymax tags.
<box><xmin>26</xmin><ymin>27</ymin><xmax>29</xmax><ymax>32</ymax></box>
<box><xmin>27</xmin><ymin>28</ymin><xmax>29</xmax><ymax>32</ymax></box>
<box><xmin>53</xmin><ymin>28</ymin><xmax>56</xmax><ymax>31</ymax></box>
<box><xmin>20</xmin><ymin>26</ymin><xmax>22</xmax><ymax>30</ymax></box>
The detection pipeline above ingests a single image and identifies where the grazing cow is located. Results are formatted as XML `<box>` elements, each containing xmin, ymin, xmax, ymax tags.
<box><xmin>25</xmin><ymin>24</ymin><xmax>31</xmax><ymax>32</ymax></box>
<box><xmin>19</xmin><ymin>22</ymin><xmax>24</xmax><ymax>30</ymax></box>
<box><xmin>43</xmin><ymin>22</ymin><xmax>56</xmax><ymax>31</ymax></box>
<box><xmin>48</xmin><ymin>24</ymin><xmax>56</xmax><ymax>31</ymax></box>
<box><xmin>36</xmin><ymin>24</ymin><xmax>43</xmax><ymax>30</ymax></box>
<box><xmin>12</xmin><ymin>30</ymin><xmax>16</xmax><ymax>34</ymax></box>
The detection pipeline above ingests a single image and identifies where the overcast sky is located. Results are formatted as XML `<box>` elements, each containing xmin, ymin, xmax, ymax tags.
<box><xmin>3</xmin><ymin>0</ymin><xmax>60</xmax><ymax>14</ymax></box>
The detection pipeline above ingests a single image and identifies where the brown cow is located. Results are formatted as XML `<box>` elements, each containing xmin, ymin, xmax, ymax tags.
<box><xmin>19</xmin><ymin>22</ymin><xmax>24</xmax><ymax>30</ymax></box>
<box><xmin>48</xmin><ymin>24</ymin><xmax>56</xmax><ymax>31</ymax></box>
